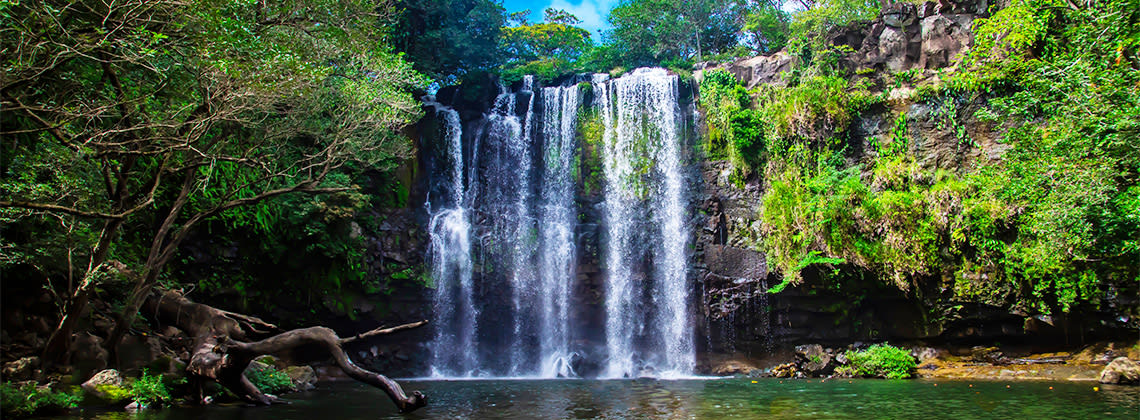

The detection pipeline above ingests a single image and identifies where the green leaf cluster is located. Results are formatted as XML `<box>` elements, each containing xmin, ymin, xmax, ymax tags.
<box><xmin>499</xmin><ymin>10</ymin><xmax>593</xmax><ymax>84</ymax></box>
<box><xmin>838</xmin><ymin>344</ymin><xmax>917</xmax><ymax>379</ymax></box>
<box><xmin>246</xmin><ymin>365</ymin><xmax>294</xmax><ymax>394</ymax></box>
<box><xmin>0</xmin><ymin>382</ymin><xmax>80</xmax><ymax>418</ymax></box>
<box><xmin>129</xmin><ymin>369</ymin><xmax>172</xmax><ymax>407</ymax></box>
<box><xmin>699</xmin><ymin>69</ymin><xmax>766</xmax><ymax>173</ymax></box>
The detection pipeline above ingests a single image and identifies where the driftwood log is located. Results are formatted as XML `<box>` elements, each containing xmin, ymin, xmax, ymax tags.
<box><xmin>142</xmin><ymin>290</ymin><xmax>427</xmax><ymax>413</ymax></box>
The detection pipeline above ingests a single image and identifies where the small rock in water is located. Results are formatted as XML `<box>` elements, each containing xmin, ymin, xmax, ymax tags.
<box><xmin>125</xmin><ymin>401</ymin><xmax>148</xmax><ymax>411</ymax></box>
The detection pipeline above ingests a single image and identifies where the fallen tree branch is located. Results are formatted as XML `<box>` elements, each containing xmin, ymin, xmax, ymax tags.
<box><xmin>142</xmin><ymin>290</ymin><xmax>427</xmax><ymax>413</ymax></box>
<box><xmin>340</xmin><ymin>320</ymin><xmax>429</xmax><ymax>345</ymax></box>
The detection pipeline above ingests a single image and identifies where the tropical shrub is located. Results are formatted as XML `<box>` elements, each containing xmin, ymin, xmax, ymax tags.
<box><xmin>839</xmin><ymin>344</ymin><xmax>917</xmax><ymax>379</ymax></box>
<box><xmin>1</xmin><ymin>382</ymin><xmax>80</xmax><ymax>418</ymax></box>
<box><xmin>246</xmin><ymin>365</ymin><xmax>295</xmax><ymax>394</ymax></box>
<box><xmin>129</xmin><ymin>370</ymin><xmax>172</xmax><ymax>407</ymax></box>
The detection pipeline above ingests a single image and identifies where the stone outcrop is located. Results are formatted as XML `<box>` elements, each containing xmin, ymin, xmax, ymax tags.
<box><xmin>699</xmin><ymin>0</ymin><xmax>988</xmax><ymax>87</ymax></box>
<box><xmin>284</xmin><ymin>365</ymin><xmax>317</xmax><ymax>391</ymax></box>
<box><xmin>2</xmin><ymin>356</ymin><xmax>40</xmax><ymax>381</ymax></box>
<box><xmin>81</xmin><ymin>369</ymin><xmax>126</xmax><ymax>402</ymax></box>
<box><xmin>794</xmin><ymin>344</ymin><xmax>834</xmax><ymax>376</ymax></box>
<box><xmin>1099</xmin><ymin>357</ymin><xmax>1140</xmax><ymax>385</ymax></box>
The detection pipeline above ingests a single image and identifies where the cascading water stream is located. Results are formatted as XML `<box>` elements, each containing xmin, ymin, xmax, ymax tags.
<box><xmin>598</xmin><ymin>68</ymin><xmax>694</xmax><ymax>378</ymax></box>
<box><xmin>537</xmin><ymin>83</ymin><xmax>580</xmax><ymax>378</ymax></box>
<box><xmin>508</xmin><ymin>76</ymin><xmax>538</xmax><ymax>375</ymax></box>
<box><xmin>426</xmin><ymin>69</ymin><xmax>693</xmax><ymax>379</ymax></box>
<box><xmin>425</xmin><ymin>99</ymin><xmax>477</xmax><ymax>377</ymax></box>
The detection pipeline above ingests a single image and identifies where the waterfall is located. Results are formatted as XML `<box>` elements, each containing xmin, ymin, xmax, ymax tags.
<box><xmin>508</xmin><ymin>76</ymin><xmax>538</xmax><ymax>375</ymax></box>
<box><xmin>426</xmin><ymin>100</ymin><xmax>477</xmax><ymax>377</ymax></box>
<box><xmin>599</xmin><ymin>68</ymin><xmax>694</xmax><ymax>378</ymax></box>
<box><xmin>426</xmin><ymin>69</ymin><xmax>693</xmax><ymax>379</ymax></box>
<box><xmin>538</xmin><ymin>83</ymin><xmax>580</xmax><ymax>378</ymax></box>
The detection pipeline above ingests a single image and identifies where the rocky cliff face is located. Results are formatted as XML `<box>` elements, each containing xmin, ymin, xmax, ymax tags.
<box><xmin>690</xmin><ymin>0</ymin><xmax>1137</xmax><ymax>371</ymax></box>
<box><xmin>710</xmin><ymin>0</ymin><xmax>990</xmax><ymax>89</ymax></box>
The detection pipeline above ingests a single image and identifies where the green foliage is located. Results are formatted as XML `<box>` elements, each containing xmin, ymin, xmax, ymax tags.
<box><xmin>1</xmin><ymin>0</ymin><xmax>427</xmax><ymax>342</ymax></box>
<box><xmin>744</xmin><ymin>3</ymin><xmax>791</xmax><ymax>54</ymax></box>
<box><xmin>1</xmin><ymin>382</ymin><xmax>80</xmax><ymax>418</ymax></box>
<box><xmin>761</xmin><ymin>150</ymin><xmax>867</xmax><ymax>284</ymax></box>
<box><xmin>757</xmin><ymin>75</ymin><xmax>878</xmax><ymax>140</ymax></box>
<box><xmin>729</xmin><ymin>108</ymin><xmax>766</xmax><ymax>169</ymax></box>
<box><xmin>787</xmin><ymin>0</ymin><xmax>880</xmax><ymax>61</ymax></box>
<box><xmin>700</xmin><ymin>69</ymin><xmax>764</xmax><ymax>172</ymax></box>
<box><xmin>500</xmin><ymin>9</ymin><xmax>593</xmax><ymax>84</ymax></box>
<box><xmin>755</xmin><ymin>0</ymin><xmax>1139</xmax><ymax>318</ymax></box>
<box><xmin>577</xmin><ymin>109</ymin><xmax>607</xmax><ymax>196</ymax></box>
<box><xmin>839</xmin><ymin>344</ymin><xmax>917</xmax><ymax>379</ymax></box>
<box><xmin>130</xmin><ymin>370</ymin><xmax>171</xmax><ymax>407</ymax></box>
<box><xmin>393</xmin><ymin>0</ymin><xmax>507</xmax><ymax>83</ymax></box>
<box><xmin>606</xmin><ymin>0</ymin><xmax>747</xmax><ymax>66</ymax></box>
<box><xmin>943</xmin><ymin>0</ymin><xmax>1140</xmax><ymax>313</ymax></box>
<box><xmin>246</xmin><ymin>365</ymin><xmax>294</xmax><ymax>394</ymax></box>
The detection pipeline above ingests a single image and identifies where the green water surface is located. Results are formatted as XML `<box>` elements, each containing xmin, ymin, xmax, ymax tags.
<box><xmin>56</xmin><ymin>378</ymin><xmax>1138</xmax><ymax>419</ymax></box>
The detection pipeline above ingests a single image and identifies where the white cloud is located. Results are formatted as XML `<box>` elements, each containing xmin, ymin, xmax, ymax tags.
<box><xmin>546</xmin><ymin>0</ymin><xmax>618</xmax><ymax>38</ymax></box>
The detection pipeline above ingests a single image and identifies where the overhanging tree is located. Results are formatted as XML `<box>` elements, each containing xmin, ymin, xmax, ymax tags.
<box><xmin>1</xmin><ymin>0</ymin><xmax>427</xmax><ymax>410</ymax></box>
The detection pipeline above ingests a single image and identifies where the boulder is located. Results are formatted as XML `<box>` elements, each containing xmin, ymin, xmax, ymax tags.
<box><xmin>284</xmin><ymin>365</ymin><xmax>317</xmax><ymax>391</ymax></box>
<box><xmin>794</xmin><ymin>344</ymin><xmax>833</xmax><ymax>376</ymax></box>
<box><xmin>911</xmin><ymin>347</ymin><xmax>944</xmax><ymax>363</ymax></box>
<box><xmin>3</xmin><ymin>356</ymin><xmax>40</xmax><ymax>381</ymax></box>
<box><xmin>710</xmin><ymin>359</ymin><xmax>757</xmax><ymax>376</ymax></box>
<box><xmin>81</xmin><ymin>369</ymin><xmax>127</xmax><ymax>402</ymax></box>
<box><xmin>770</xmin><ymin>362</ymin><xmax>798</xmax><ymax>378</ymax></box>
<box><xmin>1099</xmin><ymin>357</ymin><xmax>1140</xmax><ymax>385</ymax></box>
<box><xmin>116</xmin><ymin>336</ymin><xmax>163</xmax><ymax>373</ymax></box>
<box><xmin>878</xmin><ymin>27</ymin><xmax>911</xmax><ymax>72</ymax></box>
<box><xmin>720</xmin><ymin>53</ymin><xmax>796</xmax><ymax>89</ymax></box>
<box><xmin>882</xmin><ymin>2</ymin><xmax>918</xmax><ymax>28</ymax></box>
<box><xmin>245</xmin><ymin>360</ymin><xmax>271</xmax><ymax>375</ymax></box>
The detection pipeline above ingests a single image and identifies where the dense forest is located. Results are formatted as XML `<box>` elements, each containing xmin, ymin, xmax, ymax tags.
<box><xmin>1</xmin><ymin>0</ymin><xmax>1138</xmax><ymax>417</ymax></box>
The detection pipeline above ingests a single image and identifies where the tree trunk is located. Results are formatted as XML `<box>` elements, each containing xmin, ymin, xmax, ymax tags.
<box><xmin>142</xmin><ymin>290</ymin><xmax>427</xmax><ymax>413</ymax></box>
<box><xmin>42</xmin><ymin>221</ymin><xmax>123</xmax><ymax>365</ymax></box>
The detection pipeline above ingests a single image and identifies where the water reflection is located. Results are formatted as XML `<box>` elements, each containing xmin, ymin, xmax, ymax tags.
<box><xmin>58</xmin><ymin>379</ymin><xmax>1139</xmax><ymax>420</ymax></box>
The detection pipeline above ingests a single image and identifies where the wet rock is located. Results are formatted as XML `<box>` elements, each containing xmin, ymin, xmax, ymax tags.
<box><xmin>794</xmin><ymin>344</ymin><xmax>833</xmax><ymax>376</ymax></box>
<box><xmin>711</xmin><ymin>359</ymin><xmax>757</xmax><ymax>376</ymax></box>
<box><xmin>912</xmin><ymin>347</ymin><xmax>944</xmax><ymax>363</ymax></box>
<box><xmin>125</xmin><ymin>401</ymin><xmax>148</xmax><ymax>411</ymax></box>
<box><xmin>3</xmin><ymin>356</ymin><xmax>40</xmax><ymax>381</ymax></box>
<box><xmin>1099</xmin><ymin>357</ymin><xmax>1140</xmax><ymax>385</ymax></box>
<box><xmin>770</xmin><ymin>362</ymin><xmax>798</xmax><ymax>378</ymax></box>
<box><xmin>969</xmin><ymin>346</ymin><xmax>1003</xmax><ymax>363</ymax></box>
<box><xmin>284</xmin><ymin>366</ymin><xmax>317</xmax><ymax>391</ymax></box>
<box><xmin>81</xmin><ymin>369</ymin><xmax>127</xmax><ymax>402</ymax></box>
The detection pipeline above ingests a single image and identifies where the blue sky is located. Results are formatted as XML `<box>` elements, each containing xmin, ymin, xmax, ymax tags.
<box><xmin>501</xmin><ymin>0</ymin><xmax>619</xmax><ymax>37</ymax></box>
